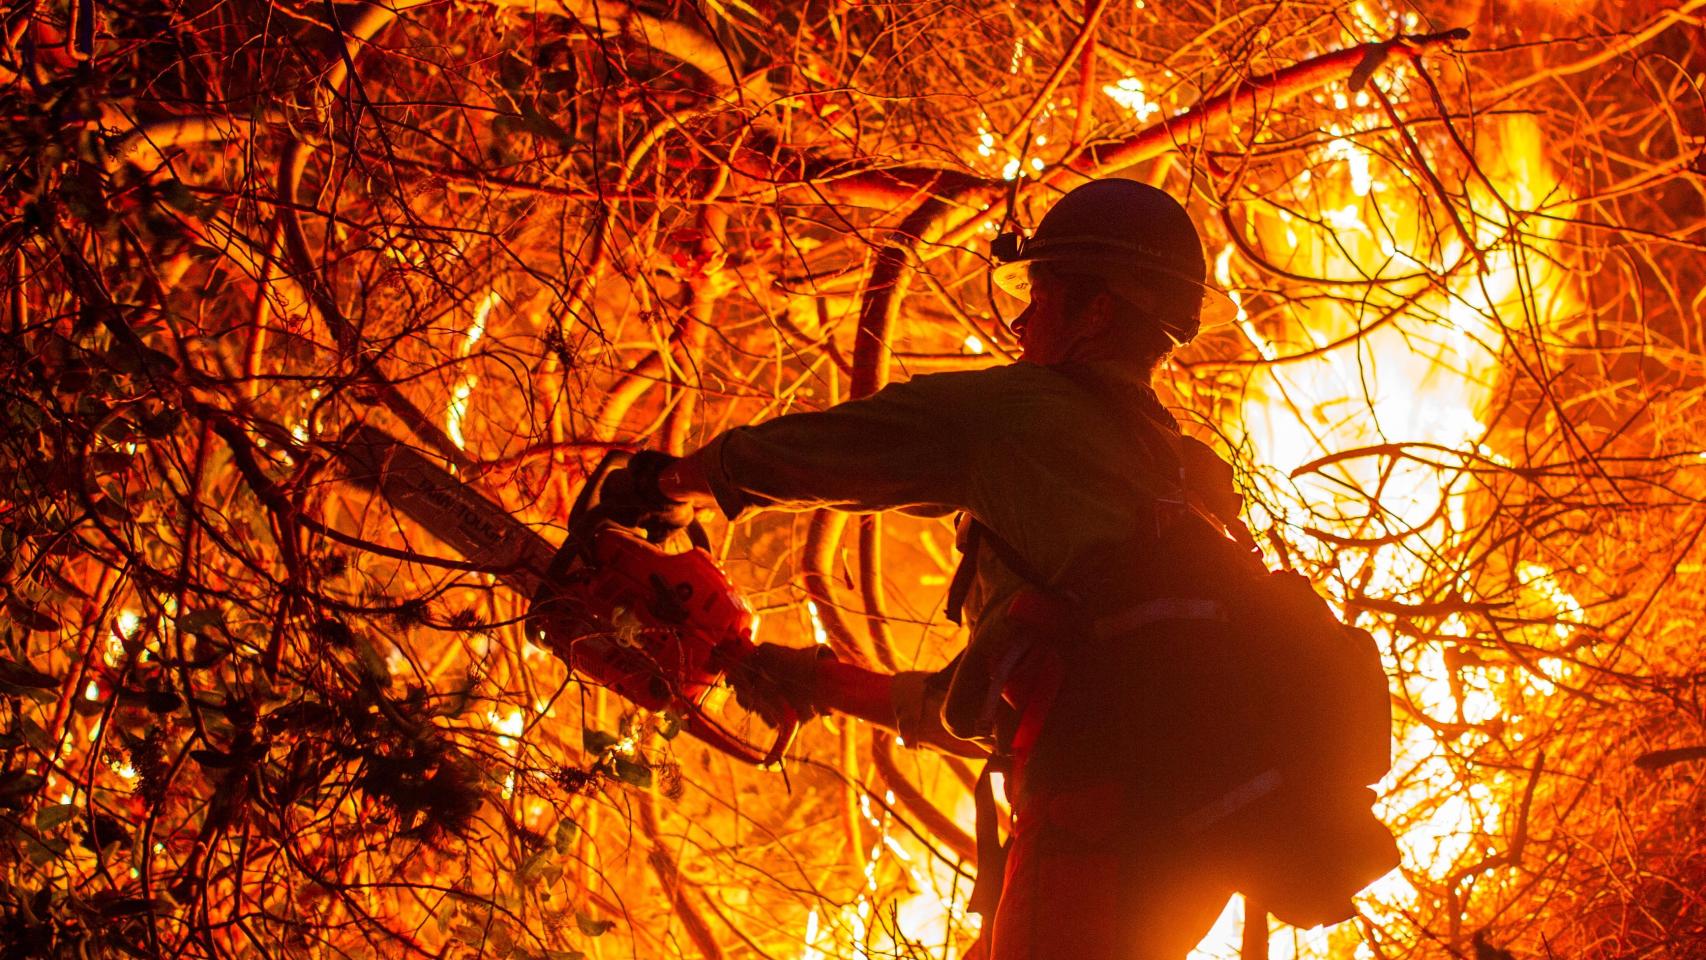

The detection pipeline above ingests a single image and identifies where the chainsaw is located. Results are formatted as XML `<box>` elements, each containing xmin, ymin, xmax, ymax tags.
<box><xmin>337</xmin><ymin>424</ymin><xmax>797</xmax><ymax>766</ymax></box>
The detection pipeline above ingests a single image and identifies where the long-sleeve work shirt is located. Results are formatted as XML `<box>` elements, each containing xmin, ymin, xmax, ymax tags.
<box><xmin>697</xmin><ymin>359</ymin><xmax>1220</xmax><ymax>745</ymax></box>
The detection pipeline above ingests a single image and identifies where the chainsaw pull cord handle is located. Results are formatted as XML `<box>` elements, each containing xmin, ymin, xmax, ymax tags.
<box><xmin>683</xmin><ymin>520</ymin><xmax>711</xmax><ymax>552</ymax></box>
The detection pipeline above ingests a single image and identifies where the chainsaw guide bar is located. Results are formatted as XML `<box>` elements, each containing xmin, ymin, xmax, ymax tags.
<box><xmin>340</xmin><ymin>424</ymin><xmax>558</xmax><ymax>597</ymax></box>
<box><xmin>336</xmin><ymin>425</ymin><xmax>795</xmax><ymax>766</ymax></box>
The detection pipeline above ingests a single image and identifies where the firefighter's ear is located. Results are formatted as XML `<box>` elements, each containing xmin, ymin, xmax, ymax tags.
<box><xmin>1082</xmin><ymin>288</ymin><xmax>1125</xmax><ymax>341</ymax></box>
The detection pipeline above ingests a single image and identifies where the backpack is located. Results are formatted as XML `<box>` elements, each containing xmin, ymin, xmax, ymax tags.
<box><xmin>947</xmin><ymin>369</ymin><xmax>1399</xmax><ymax>929</ymax></box>
<box><xmin>1161</xmin><ymin>516</ymin><xmax>1400</xmax><ymax>928</ymax></box>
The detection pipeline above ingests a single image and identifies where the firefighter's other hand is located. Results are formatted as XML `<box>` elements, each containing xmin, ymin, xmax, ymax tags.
<box><xmin>599</xmin><ymin>451</ymin><xmax>693</xmax><ymax>532</ymax></box>
<box><xmin>728</xmin><ymin>643</ymin><xmax>837</xmax><ymax>726</ymax></box>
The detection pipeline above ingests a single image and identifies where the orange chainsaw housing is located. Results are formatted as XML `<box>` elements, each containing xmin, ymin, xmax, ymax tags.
<box><xmin>528</xmin><ymin>526</ymin><xmax>793</xmax><ymax>765</ymax></box>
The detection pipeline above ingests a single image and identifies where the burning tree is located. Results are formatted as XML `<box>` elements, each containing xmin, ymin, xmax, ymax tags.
<box><xmin>1</xmin><ymin>0</ymin><xmax>1702</xmax><ymax>957</ymax></box>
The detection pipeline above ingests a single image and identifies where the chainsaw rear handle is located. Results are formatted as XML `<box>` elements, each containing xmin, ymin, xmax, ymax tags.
<box><xmin>685</xmin><ymin>698</ymin><xmax>799</xmax><ymax>767</ymax></box>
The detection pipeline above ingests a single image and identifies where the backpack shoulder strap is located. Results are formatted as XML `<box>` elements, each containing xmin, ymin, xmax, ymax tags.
<box><xmin>1059</xmin><ymin>364</ymin><xmax>1263</xmax><ymax>556</ymax></box>
<box><xmin>944</xmin><ymin>517</ymin><xmax>1061</xmax><ymax>624</ymax></box>
<box><xmin>944</xmin><ymin>522</ymin><xmax>980</xmax><ymax>625</ymax></box>
<box><xmin>943</xmin><ymin>365</ymin><xmax>1260</xmax><ymax>623</ymax></box>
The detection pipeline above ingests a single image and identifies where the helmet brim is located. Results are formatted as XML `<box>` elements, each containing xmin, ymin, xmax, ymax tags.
<box><xmin>991</xmin><ymin>259</ymin><xmax>1240</xmax><ymax>330</ymax></box>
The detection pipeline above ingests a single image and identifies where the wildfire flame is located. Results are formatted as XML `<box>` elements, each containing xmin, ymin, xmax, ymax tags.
<box><xmin>446</xmin><ymin>290</ymin><xmax>501</xmax><ymax>451</ymax></box>
<box><xmin>1197</xmin><ymin>111</ymin><xmax>1582</xmax><ymax>954</ymax></box>
<box><xmin>825</xmin><ymin>73</ymin><xmax>1589</xmax><ymax>958</ymax></box>
<box><xmin>7</xmin><ymin>0</ymin><xmax>1692</xmax><ymax>956</ymax></box>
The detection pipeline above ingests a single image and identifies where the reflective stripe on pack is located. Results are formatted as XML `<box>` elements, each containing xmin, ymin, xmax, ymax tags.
<box><xmin>1177</xmin><ymin>767</ymin><xmax>1284</xmax><ymax>834</ymax></box>
<box><xmin>1091</xmin><ymin>598</ymin><xmax>1225</xmax><ymax>642</ymax></box>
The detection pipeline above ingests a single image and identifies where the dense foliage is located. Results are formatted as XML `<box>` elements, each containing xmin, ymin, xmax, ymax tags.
<box><xmin>1</xmin><ymin>1</ymin><xmax>1702</xmax><ymax>958</ymax></box>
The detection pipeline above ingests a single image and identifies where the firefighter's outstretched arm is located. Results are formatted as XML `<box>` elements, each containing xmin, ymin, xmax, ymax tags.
<box><xmin>591</xmin><ymin>374</ymin><xmax>977</xmax><ymax>526</ymax></box>
<box><xmin>666</xmin><ymin>371</ymin><xmax>987</xmax><ymax>520</ymax></box>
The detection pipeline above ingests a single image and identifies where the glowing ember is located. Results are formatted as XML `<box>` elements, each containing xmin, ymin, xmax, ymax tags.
<box><xmin>806</xmin><ymin>600</ymin><xmax>831</xmax><ymax>646</ymax></box>
<box><xmin>446</xmin><ymin>290</ymin><xmax>500</xmax><ymax>450</ymax></box>
<box><xmin>1103</xmin><ymin>77</ymin><xmax>1163</xmax><ymax>123</ymax></box>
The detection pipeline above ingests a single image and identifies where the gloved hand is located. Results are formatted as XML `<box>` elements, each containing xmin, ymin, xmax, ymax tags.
<box><xmin>597</xmin><ymin>450</ymin><xmax>694</xmax><ymax>533</ymax></box>
<box><xmin>727</xmin><ymin>643</ymin><xmax>838</xmax><ymax>727</ymax></box>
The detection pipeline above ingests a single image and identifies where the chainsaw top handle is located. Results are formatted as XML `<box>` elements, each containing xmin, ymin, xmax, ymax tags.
<box><xmin>573</xmin><ymin>449</ymin><xmax>710</xmax><ymax>550</ymax></box>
